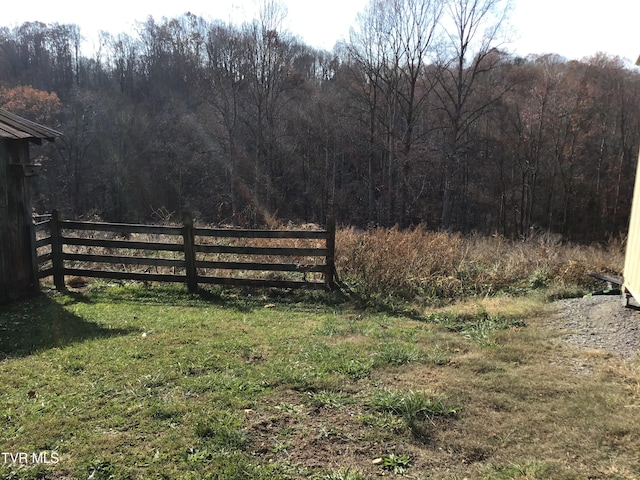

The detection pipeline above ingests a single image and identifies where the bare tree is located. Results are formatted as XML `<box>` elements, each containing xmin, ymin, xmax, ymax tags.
<box><xmin>433</xmin><ymin>0</ymin><xmax>512</xmax><ymax>229</ymax></box>
<box><xmin>240</xmin><ymin>0</ymin><xmax>301</xmax><ymax>222</ymax></box>
<box><xmin>347</xmin><ymin>0</ymin><xmax>443</xmax><ymax>225</ymax></box>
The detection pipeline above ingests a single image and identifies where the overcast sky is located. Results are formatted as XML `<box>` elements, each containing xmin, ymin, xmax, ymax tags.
<box><xmin>2</xmin><ymin>0</ymin><xmax>639</xmax><ymax>64</ymax></box>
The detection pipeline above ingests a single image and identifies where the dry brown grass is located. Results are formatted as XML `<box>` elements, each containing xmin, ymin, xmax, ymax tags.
<box><xmin>335</xmin><ymin>226</ymin><xmax>625</xmax><ymax>303</ymax></box>
<box><xmin>364</xmin><ymin>294</ymin><xmax>640</xmax><ymax>479</ymax></box>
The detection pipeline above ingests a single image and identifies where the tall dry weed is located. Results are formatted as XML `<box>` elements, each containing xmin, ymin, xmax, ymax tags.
<box><xmin>335</xmin><ymin>227</ymin><xmax>625</xmax><ymax>302</ymax></box>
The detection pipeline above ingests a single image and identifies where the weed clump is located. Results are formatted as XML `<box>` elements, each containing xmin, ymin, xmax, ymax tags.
<box><xmin>424</xmin><ymin>309</ymin><xmax>526</xmax><ymax>347</ymax></box>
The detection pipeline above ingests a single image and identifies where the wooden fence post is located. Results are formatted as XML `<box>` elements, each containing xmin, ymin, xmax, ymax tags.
<box><xmin>29</xmin><ymin>212</ymin><xmax>40</xmax><ymax>294</ymax></box>
<box><xmin>182</xmin><ymin>211</ymin><xmax>198</xmax><ymax>293</ymax></box>
<box><xmin>50</xmin><ymin>210</ymin><xmax>66</xmax><ymax>291</ymax></box>
<box><xmin>325</xmin><ymin>214</ymin><xmax>336</xmax><ymax>290</ymax></box>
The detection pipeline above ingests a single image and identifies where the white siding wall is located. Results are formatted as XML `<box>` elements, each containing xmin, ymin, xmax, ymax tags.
<box><xmin>624</xmin><ymin>149</ymin><xmax>640</xmax><ymax>301</ymax></box>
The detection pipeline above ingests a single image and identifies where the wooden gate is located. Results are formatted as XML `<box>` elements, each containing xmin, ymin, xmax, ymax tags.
<box><xmin>36</xmin><ymin>211</ymin><xmax>336</xmax><ymax>292</ymax></box>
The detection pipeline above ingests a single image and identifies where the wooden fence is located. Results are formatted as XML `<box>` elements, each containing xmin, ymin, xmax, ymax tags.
<box><xmin>35</xmin><ymin>211</ymin><xmax>336</xmax><ymax>292</ymax></box>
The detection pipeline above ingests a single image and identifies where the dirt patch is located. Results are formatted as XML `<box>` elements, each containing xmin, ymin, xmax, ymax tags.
<box><xmin>550</xmin><ymin>294</ymin><xmax>640</xmax><ymax>361</ymax></box>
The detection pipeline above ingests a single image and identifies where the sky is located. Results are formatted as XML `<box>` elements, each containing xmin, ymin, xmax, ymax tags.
<box><xmin>2</xmin><ymin>0</ymin><xmax>639</xmax><ymax>65</ymax></box>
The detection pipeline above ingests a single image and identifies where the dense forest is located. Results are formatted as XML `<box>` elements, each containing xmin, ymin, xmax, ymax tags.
<box><xmin>1</xmin><ymin>0</ymin><xmax>639</xmax><ymax>242</ymax></box>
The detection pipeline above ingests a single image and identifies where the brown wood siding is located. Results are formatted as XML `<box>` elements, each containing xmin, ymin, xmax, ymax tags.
<box><xmin>0</xmin><ymin>141</ymin><xmax>9</xmax><ymax>302</ymax></box>
<box><xmin>0</xmin><ymin>140</ymin><xmax>39</xmax><ymax>301</ymax></box>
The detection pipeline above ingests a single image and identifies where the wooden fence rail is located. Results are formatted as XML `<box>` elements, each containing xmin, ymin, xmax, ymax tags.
<box><xmin>35</xmin><ymin>211</ymin><xmax>336</xmax><ymax>292</ymax></box>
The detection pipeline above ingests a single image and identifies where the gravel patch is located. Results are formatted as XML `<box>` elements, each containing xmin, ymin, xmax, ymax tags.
<box><xmin>551</xmin><ymin>294</ymin><xmax>640</xmax><ymax>361</ymax></box>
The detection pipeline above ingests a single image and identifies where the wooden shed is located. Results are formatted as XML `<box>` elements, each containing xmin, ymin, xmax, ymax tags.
<box><xmin>0</xmin><ymin>108</ymin><xmax>61</xmax><ymax>303</ymax></box>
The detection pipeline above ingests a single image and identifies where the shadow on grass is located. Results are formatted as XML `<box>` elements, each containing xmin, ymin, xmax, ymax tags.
<box><xmin>0</xmin><ymin>293</ymin><xmax>136</xmax><ymax>359</ymax></box>
<box><xmin>56</xmin><ymin>281</ymin><xmax>351</xmax><ymax>314</ymax></box>
<box><xmin>58</xmin><ymin>281</ymin><xmax>428</xmax><ymax>321</ymax></box>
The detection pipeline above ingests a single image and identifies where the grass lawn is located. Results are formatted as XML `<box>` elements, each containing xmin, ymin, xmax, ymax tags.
<box><xmin>0</xmin><ymin>283</ymin><xmax>639</xmax><ymax>479</ymax></box>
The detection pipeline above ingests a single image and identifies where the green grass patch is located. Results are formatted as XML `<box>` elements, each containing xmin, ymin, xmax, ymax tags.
<box><xmin>1</xmin><ymin>283</ymin><xmax>639</xmax><ymax>479</ymax></box>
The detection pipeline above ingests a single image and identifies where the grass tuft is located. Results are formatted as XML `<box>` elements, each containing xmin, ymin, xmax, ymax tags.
<box><xmin>194</xmin><ymin>412</ymin><xmax>248</xmax><ymax>450</ymax></box>
<box><xmin>374</xmin><ymin>343</ymin><xmax>423</xmax><ymax>366</ymax></box>
<box><xmin>320</xmin><ymin>467</ymin><xmax>367</xmax><ymax>480</ymax></box>
<box><xmin>379</xmin><ymin>453</ymin><xmax>412</xmax><ymax>474</ymax></box>
<box><xmin>424</xmin><ymin>308</ymin><xmax>526</xmax><ymax>346</ymax></box>
<box><xmin>369</xmin><ymin>388</ymin><xmax>460</xmax><ymax>419</ymax></box>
